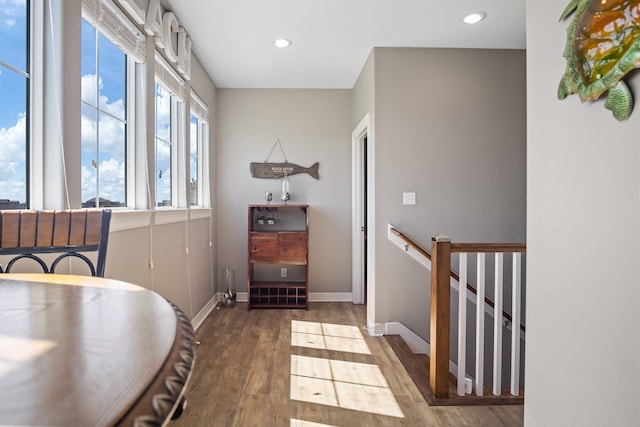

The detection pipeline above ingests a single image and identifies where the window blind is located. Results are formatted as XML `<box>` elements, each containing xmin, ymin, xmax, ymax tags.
<box><xmin>190</xmin><ymin>90</ymin><xmax>208</xmax><ymax>122</ymax></box>
<box><xmin>155</xmin><ymin>52</ymin><xmax>185</xmax><ymax>100</ymax></box>
<box><xmin>82</xmin><ymin>0</ymin><xmax>146</xmax><ymax>63</ymax></box>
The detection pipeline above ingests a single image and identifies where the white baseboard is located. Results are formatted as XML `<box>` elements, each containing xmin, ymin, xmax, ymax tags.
<box><xmin>385</xmin><ymin>321</ymin><xmax>429</xmax><ymax>354</ymax></box>
<box><xmin>191</xmin><ymin>294</ymin><xmax>220</xmax><ymax>331</ymax></box>
<box><xmin>364</xmin><ymin>323</ymin><xmax>388</xmax><ymax>336</ymax></box>
<box><xmin>384</xmin><ymin>321</ymin><xmax>458</xmax><ymax>376</ymax></box>
<box><xmin>309</xmin><ymin>292</ymin><xmax>352</xmax><ymax>302</ymax></box>
<box><xmin>236</xmin><ymin>292</ymin><xmax>353</xmax><ymax>303</ymax></box>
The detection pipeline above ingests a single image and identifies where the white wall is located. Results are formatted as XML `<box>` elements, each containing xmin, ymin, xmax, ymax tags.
<box><xmin>215</xmin><ymin>89</ymin><xmax>353</xmax><ymax>296</ymax></box>
<box><xmin>525</xmin><ymin>3</ymin><xmax>640</xmax><ymax>425</ymax></box>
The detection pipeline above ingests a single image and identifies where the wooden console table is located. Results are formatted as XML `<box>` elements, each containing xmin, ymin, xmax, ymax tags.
<box><xmin>0</xmin><ymin>274</ymin><xmax>196</xmax><ymax>426</ymax></box>
<box><xmin>248</xmin><ymin>205</ymin><xmax>309</xmax><ymax>309</ymax></box>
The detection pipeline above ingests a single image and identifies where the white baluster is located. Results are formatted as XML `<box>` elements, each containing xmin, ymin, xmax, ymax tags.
<box><xmin>510</xmin><ymin>252</ymin><xmax>522</xmax><ymax>396</ymax></box>
<box><xmin>493</xmin><ymin>253</ymin><xmax>504</xmax><ymax>396</ymax></box>
<box><xmin>457</xmin><ymin>253</ymin><xmax>468</xmax><ymax>396</ymax></box>
<box><xmin>475</xmin><ymin>253</ymin><xmax>485</xmax><ymax>396</ymax></box>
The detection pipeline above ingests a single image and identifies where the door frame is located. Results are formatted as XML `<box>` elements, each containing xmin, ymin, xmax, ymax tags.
<box><xmin>351</xmin><ymin>114</ymin><xmax>375</xmax><ymax>329</ymax></box>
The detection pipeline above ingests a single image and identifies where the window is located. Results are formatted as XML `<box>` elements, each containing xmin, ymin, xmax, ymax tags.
<box><xmin>154</xmin><ymin>81</ymin><xmax>175</xmax><ymax>207</ymax></box>
<box><xmin>189</xmin><ymin>112</ymin><xmax>199</xmax><ymax>206</ymax></box>
<box><xmin>154</xmin><ymin>54</ymin><xmax>184</xmax><ymax>208</ymax></box>
<box><xmin>189</xmin><ymin>90</ymin><xmax>208</xmax><ymax>207</ymax></box>
<box><xmin>80</xmin><ymin>18</ymin><xmax>127</xmax><ymax>208</ymax></box>
<box><xmin>0</xmin><ymin>0</ymin><xmax>29</xmax><ymax>209</ymax></box>
<box><xmin>80</xmin><ymin>0</ymin><xmax>145</xmax><ymax>209</ymax></box>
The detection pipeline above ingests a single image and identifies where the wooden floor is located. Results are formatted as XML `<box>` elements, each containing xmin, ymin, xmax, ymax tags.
<box><xmin>172</xmin><ymin>302</ymin><xmax>523</xmax><ymax>427</ymax></box>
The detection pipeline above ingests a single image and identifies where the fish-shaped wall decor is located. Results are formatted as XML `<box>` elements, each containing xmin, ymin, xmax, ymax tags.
<box><xmin>250</xmin><ymin>162</ymin><xmax>319</xmax><ymax>179</ymax></box>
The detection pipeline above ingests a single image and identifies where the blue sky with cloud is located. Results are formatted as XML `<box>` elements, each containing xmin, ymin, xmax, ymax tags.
<box><xmin>0</xmin><ymin>2</ymin><xmax>193</xmax><ymax>207</ymax></box>
<box><xmin>0</xmin><ymin>0</ymin><xmax>27</xmax><ymax>204</ymax></box>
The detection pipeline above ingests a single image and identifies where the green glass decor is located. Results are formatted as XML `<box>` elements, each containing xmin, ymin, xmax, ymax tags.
<box><xmin>558</xmin><ymin>0</ymin><xmax>640</xmax><ymax>121</ymax></box>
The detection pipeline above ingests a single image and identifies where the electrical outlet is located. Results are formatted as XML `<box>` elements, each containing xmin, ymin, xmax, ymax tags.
<box><xmin>281</xmin><ymin>267</ymin><xmax>287</xmax><ymax>278</ymax></box>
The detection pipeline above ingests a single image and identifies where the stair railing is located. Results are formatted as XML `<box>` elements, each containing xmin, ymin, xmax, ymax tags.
<box><xmin>388</xmin><ymin>225</ymin><xmax>525</xmax><ymax>400</ymax></box>
<box><xmin>431</xmin><ymin>233</ymin><xmax>525</xmax><ymax>399</ymax></box>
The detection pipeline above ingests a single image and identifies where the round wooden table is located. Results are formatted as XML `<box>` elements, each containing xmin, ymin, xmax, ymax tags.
<box><xmin>0</xmin><ymin>274</ymin><xmax>196</xmax><ymax>426</ymax></box>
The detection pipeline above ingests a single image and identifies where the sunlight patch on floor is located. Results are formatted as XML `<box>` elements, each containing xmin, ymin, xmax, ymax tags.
<box><xmin>291</xmin><ymin>354</ymin><xmax>389</xmax><ymax>387</ymax></box>
<box><xmin>290</xmin><ymin>419</ymin><xmax>337</xmax><ymax>427</ymax></box>
<box><xmin>291</xmin><ymin>320</ymin><xmax>371</xmax><ymax>355</ymax></box>
<box><xmin>290</xmin><ymin>354</ymin><xmax>404</xmax><ymax>418</ymax></box>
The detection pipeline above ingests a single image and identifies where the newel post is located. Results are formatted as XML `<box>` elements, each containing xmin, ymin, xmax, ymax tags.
<box><xmin>430</xmin><ymin>233</ymin><xmax>451</xmax><ymax>399</ymax></box>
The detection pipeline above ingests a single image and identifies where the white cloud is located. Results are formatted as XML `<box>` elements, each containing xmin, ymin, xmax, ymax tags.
<box><xmin>0</xmin><ymin>0</ymin><xmax>25</xmax><ymax>29</ymax></box>
<box><xmin>190</xmin><ymin>121</ymin><xmax>198</xmax><ymax>156</ymax></box>
<box><xmin>80</xmin><ymin>72</ymin><xmax>127</xmax><ymax>204</ymax></box>
<box><xmin>0</xmin><ymin>114</ymin><xmax>25</xmax><ymax>161</ymax></box>
<box><xmin>103</xmin><ymin>98</ymin><xmax>124</xmax><ymax>119</ymax></box>
<box><xmin>153</xmin><ymin>84</ymin><xmax>174</xmax><ymax>165</ymax></box>
<box><xmin>0</xmin><ymin>114</ymin><xmax>26</xmax><ymax>201</ymax></box>
<box><xmin>81</xmin><ymin>158</ymin><xmax>125</xmax><ymax>204</ymax></box>
<box><xmin>155</xmin><ymin>136</ymin><xmax>171</xmax><ymax>161</ymax></box>
<box><xmin>81</xmin><ymin>74</ymin><xmax>126</xmax><ymax>162</ymax></box>
<box><xmin>81</xmin><ymin>165</ymin><xmax>97</xmax><ymax>201</ymax></box>
<box><xmin>0</xmin><ymin>0</ymin><xmax>26</xmax><ymax>6</ymax></box>
<box><xmin>155</xmin><ymin>84</ymin><xmax>172</xmax><ymax>129</ymax></box>
<box><xmin>81</xmin><ymin>73</ymin><xmax>100</xmax><ymax>106</ymax></box>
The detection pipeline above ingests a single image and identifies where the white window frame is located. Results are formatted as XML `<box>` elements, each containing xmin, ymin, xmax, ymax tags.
<box><xmin>80</xmin><ymin>0</ymin><xmax>145</xmax><ymax>210</ymax></box>
<box><xmin>170</xmin><ymin>94</ymin><xmax>182</xmax><ymax>208</ymax></box>
<box><xmin>125</xmin><ymin>58</ymin><xmax>137</xmax><ymax>208</ymax></box>
<box><xmin>30</xmin><ymin>0</ymin><xmax>44</xmax><ymax>209</ymax></box>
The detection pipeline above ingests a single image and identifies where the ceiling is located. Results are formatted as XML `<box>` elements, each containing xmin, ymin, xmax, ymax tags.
<box><xmin>162</xmin><ymin>0</ymin><xmax>526</xmax><ymax>89</ymax></box>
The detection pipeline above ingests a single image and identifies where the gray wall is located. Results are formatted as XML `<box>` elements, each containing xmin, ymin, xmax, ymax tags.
<box><xmin>107</xmin><ymin>216</ymin><xmax>215</xmax><ymax>320</ymax></box>
<box><xmin>352</xmin><ymin>50</ymin><xmax>375</xmax><ymax>128</ymax></box>
<box><xmin>103</xmin><ymin>16</ymin><xmax>217</xmax><ymax>321</ymax></box>
<box><xmin>525</xmin><ymin>2</ymin><xmax>640</xmax><ymax>425</ymax></box>
<box><xmin>370</xmin><ymin>47</ymin><xmax>527</xmax><ymax>339</ymax></box>
<box><xmin>215</xmin><ymin>89</ymin><xmax>353</xmax><ymax>296</ymax></box>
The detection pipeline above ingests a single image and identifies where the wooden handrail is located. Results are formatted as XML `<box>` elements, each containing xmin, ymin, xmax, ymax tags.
<box><xmin>451</xmin><ymin>243</ymin><xmax>526</xmax><ymax>253</ymax></box>
<box><xmin>389</xmin><ymin>227</ymin><xmax>526</xmax><ymax>333</ymax></box>
<box><xmin>389</xmin><ymin>227</ymin><xmax>432</xmax><ymax>260</ymax></box>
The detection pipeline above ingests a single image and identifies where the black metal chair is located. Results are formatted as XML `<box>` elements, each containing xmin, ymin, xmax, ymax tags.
<box><xmin>0</xmin><ymin>209</ymin><xmax>112</xmax><ymax>277</ymax></box>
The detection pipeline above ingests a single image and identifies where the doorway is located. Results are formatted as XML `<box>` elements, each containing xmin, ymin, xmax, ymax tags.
<box><xmin>362</xmin><ymin>135</ymin><xmax>368</xmax><ymax>303</ymax></box>
<box><xmin>351</xmin><ymin>114</ymin><xmax>371</xmax><ymax>308</ymax></box>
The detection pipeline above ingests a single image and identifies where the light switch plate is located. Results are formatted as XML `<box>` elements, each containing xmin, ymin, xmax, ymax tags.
<box><xmin>403</xmin><ymin>192</ymin><xmax>416</xmax><ymax>205</ymax></box>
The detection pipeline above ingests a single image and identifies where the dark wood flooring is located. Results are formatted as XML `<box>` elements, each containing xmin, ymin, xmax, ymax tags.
<box><xmin>171</xmin><ymin>302</ymin><xmax>523</xmax><ymax>427</ymax></box>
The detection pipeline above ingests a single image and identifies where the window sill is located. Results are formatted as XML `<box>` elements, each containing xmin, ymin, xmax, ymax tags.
<box><xmin>110</xmin><ymin>208</ymin><xmax>212</xmax><ymax>232</ymax></box>
<box><xmin>189</xmin><ymin>207</ymin><xmax>211</xmax><ymax>220</ymax></box>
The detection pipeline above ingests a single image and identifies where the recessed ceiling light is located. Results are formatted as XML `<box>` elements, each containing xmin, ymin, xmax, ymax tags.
<box><xmin>462</xmin><ymin>11</ymin><xmax>487</xmax><ymax>24</ymax></box>
<box><xmin>274</xmin><ymin>38</ymin><xmax>292</xmax><ymax>48</ymax></box>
